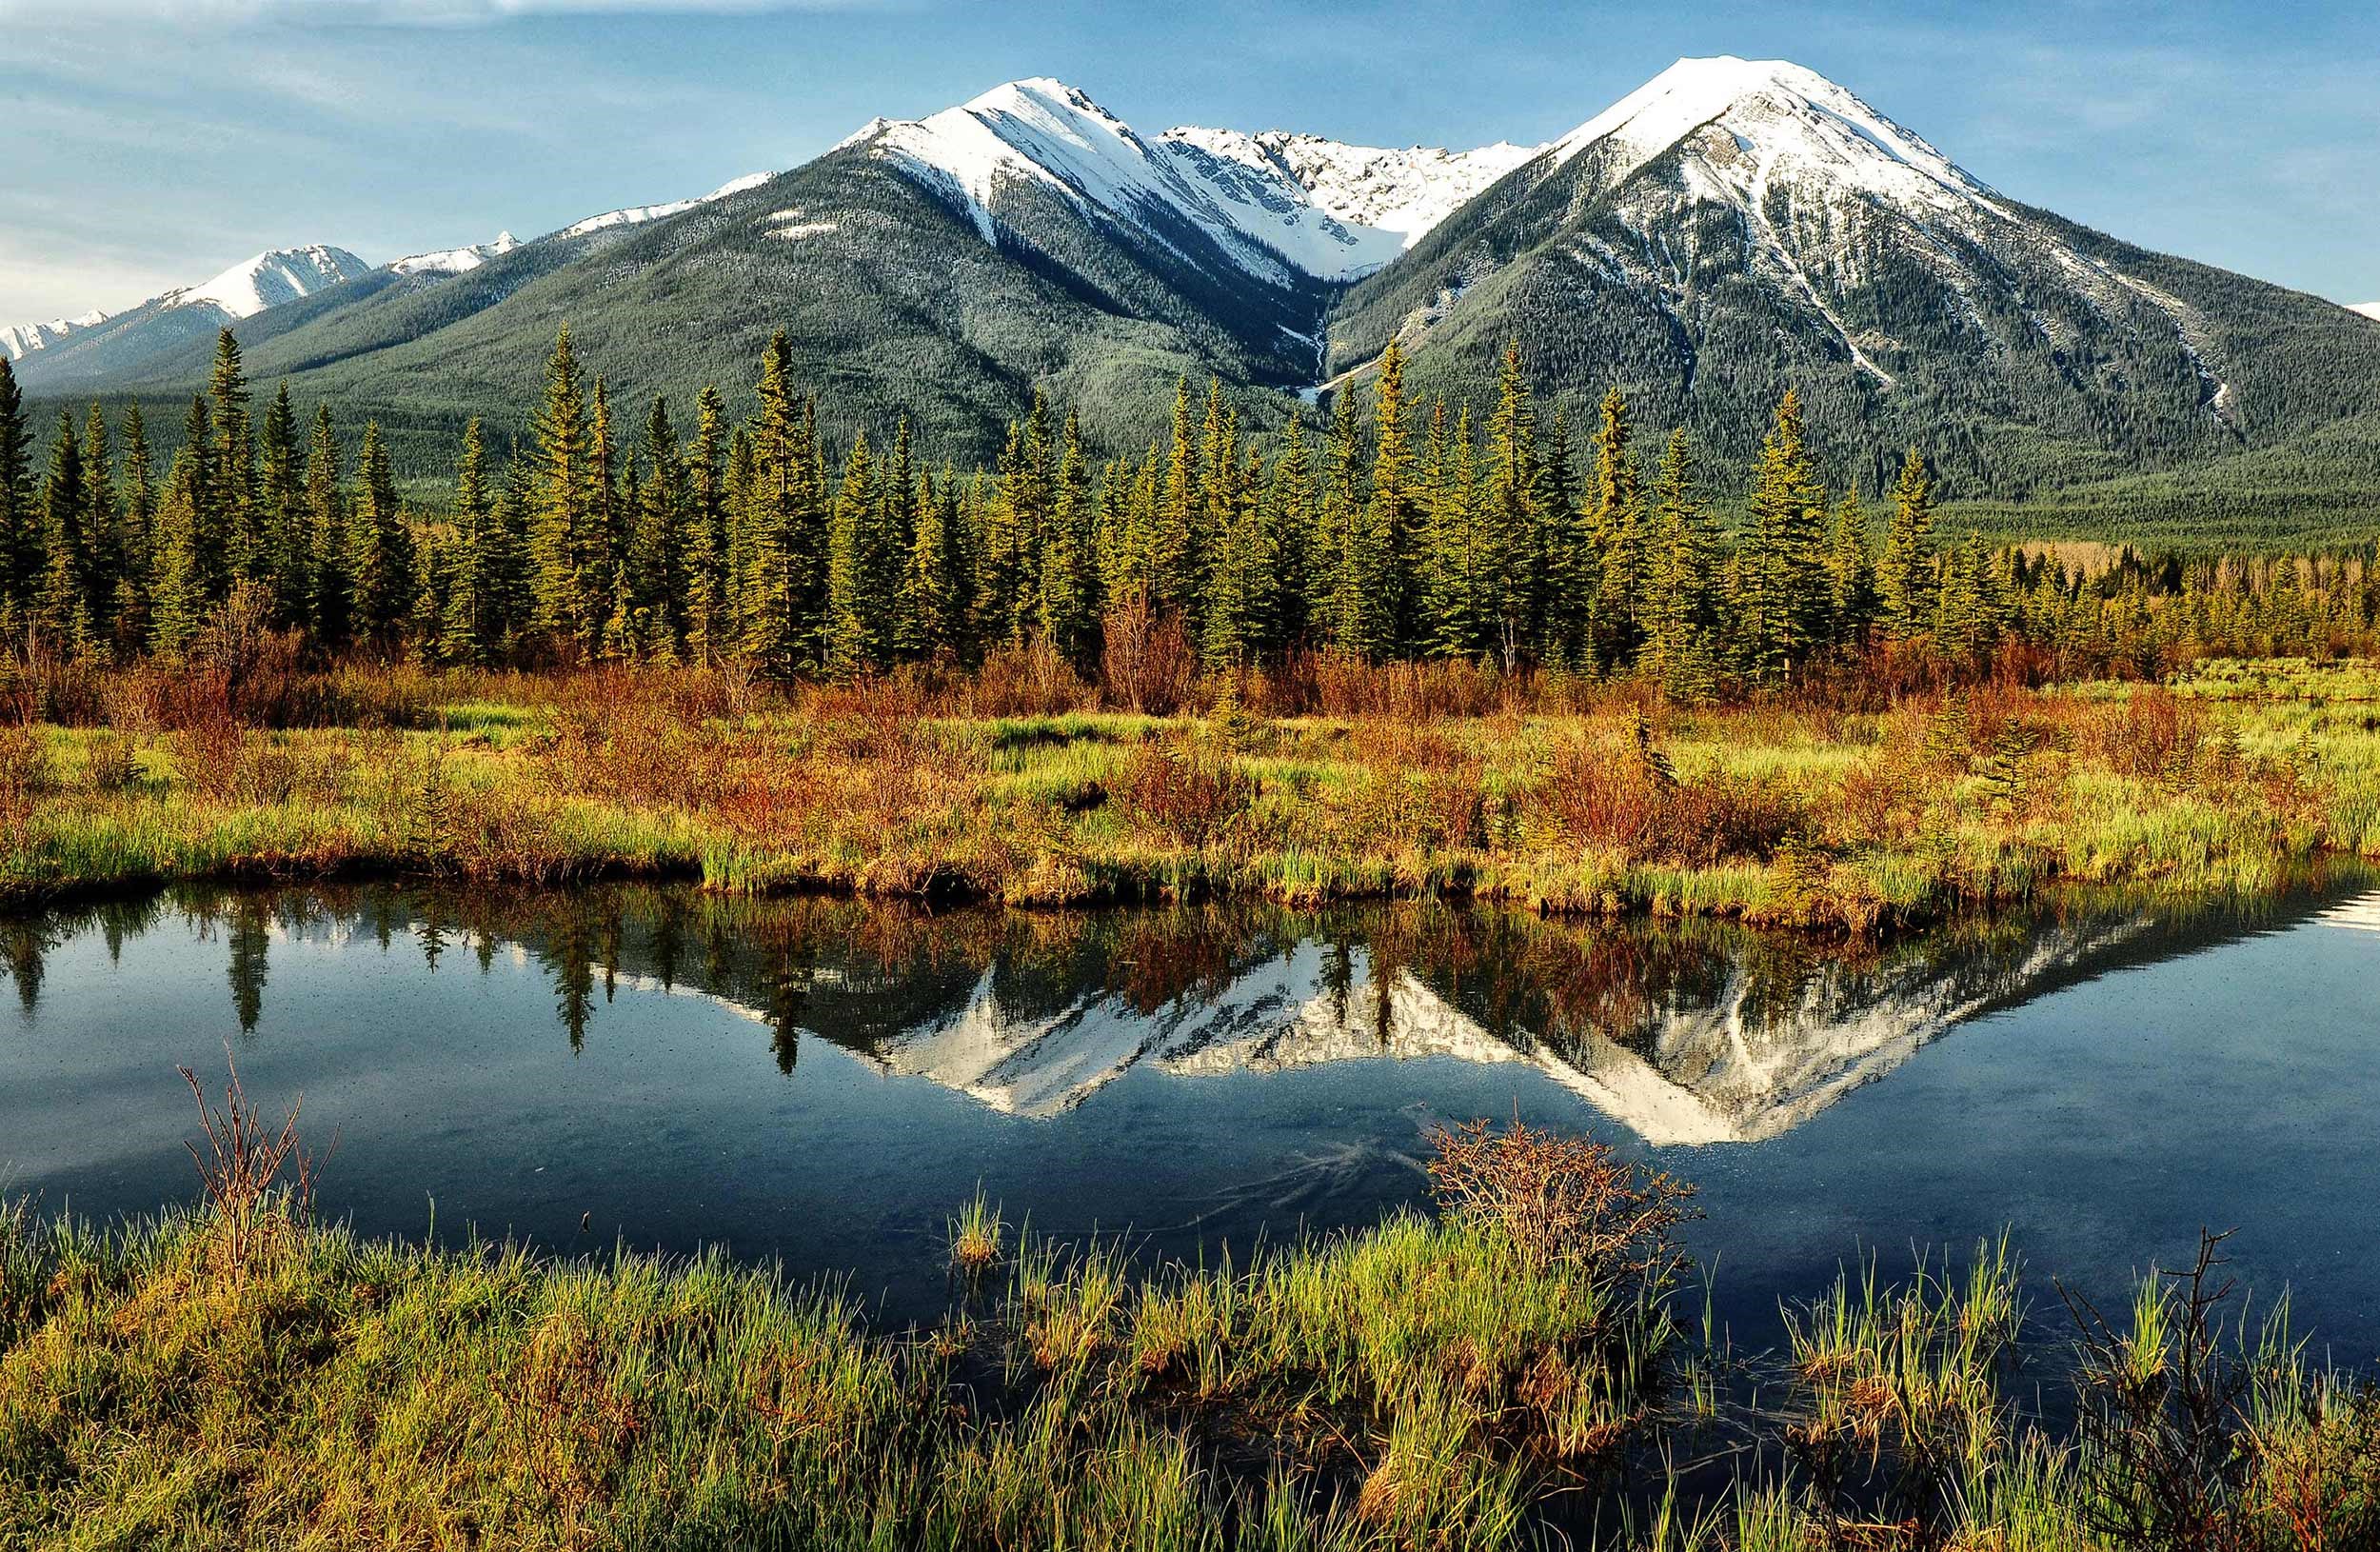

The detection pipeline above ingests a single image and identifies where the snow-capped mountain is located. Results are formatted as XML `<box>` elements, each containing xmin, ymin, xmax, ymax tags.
<box><xmin>1324</xmin><ymin>54</ymin><xmax>2380</xmax><ymax>495</ymax></box>
<box><xmin>10</xmin><ymin>60</ymin><xmax>2376</xmax><ymax>527</ymax></box>
<box><xmin>2352</xmin><ymin>302</ymin><xmax>2380</xmax><ymax>322</ymax></box>
<box><xmin>0</xmin><ymin>308</ymin><xmax>111</xmax><ymax>363</ymax></box>
<box><xmin>6</xmin><ymin>245</ymin><xmax>373</xmax><ymax>387</ymax></box>
<box><xmin>1160</xmin><ymin>129</ymin><xmax>1540</xmax><ymax>249</ymax></box>
<box><xmin>851</xmin><ymin>78</ymin><xmax>1524</xmax><ymax>287</ymax></box>
<box><xmin>4</xmin><ymin>247</ymin><xmax>365</xmax><ymax>365</ymax></box>
<box><xmin>391</xmin><ymin>231</ymin><xmax>521</xmax><ymax>277</ymax></box>
<box><xmin>174</xmin><ymin>244</ymin><xmax>370</xmax><ymax>320</ymax></box>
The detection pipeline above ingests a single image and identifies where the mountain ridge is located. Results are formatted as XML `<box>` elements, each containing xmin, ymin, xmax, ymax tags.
<box><xmin>10</xmin><ymin>61</ymin><xmax>2377</xmax><ymax>540</ymax></box>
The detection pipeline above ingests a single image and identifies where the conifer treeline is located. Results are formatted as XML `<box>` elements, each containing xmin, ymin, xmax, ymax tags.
<box><xmin>2</xmin><ymin>328</ymin><xmax>2372</xmax><ymax>691</ymax></box>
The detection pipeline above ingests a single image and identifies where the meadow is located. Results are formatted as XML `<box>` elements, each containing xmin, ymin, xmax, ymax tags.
<box><xmin>4</xmin><ymin>641</ymin><xmax>2376</xmax><ymax>932</ymax></box>
<box><xmin>2</xmin><ymin>1097</ymin><xmax>2373</xmax><ymax>1550</ymax></box>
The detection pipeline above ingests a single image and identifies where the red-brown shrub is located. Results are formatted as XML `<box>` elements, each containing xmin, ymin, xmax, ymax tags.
<box><xmin>1114</xmin><ymin>738</ymin><xmax>1253</xmax><ymax>847</ymax></box>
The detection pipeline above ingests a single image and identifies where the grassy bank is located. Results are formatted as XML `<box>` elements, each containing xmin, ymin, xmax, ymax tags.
<box><xmin>2</xmin><ymin>1107</ymin><xmax>2373</xmax><ymax>1550</ymax></box>
<box><xmin>5</xmin><ymin>655</ymin><xmax>2376</xmax><ymax>928</ymax></box>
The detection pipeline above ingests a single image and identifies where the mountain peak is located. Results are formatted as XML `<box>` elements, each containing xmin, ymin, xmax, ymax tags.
<box><xmin>171</xmin><ymin>244</ymin><xmax>372</xmax><ymax>320</ymax></box>
<box><xmin>1548</xmin><ymin>53</ymin><xmax>1993</xmax><ymax>214</ymax></box>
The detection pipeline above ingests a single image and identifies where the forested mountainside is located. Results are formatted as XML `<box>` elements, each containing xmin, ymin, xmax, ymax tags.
<box><xmin>10</xmin><ymin>61</ymin><xmax>2379</xmax><ymax>542</ymax></box>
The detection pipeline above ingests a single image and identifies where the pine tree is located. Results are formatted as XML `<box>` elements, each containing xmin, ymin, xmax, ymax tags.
<box><xmin>1537</xmin><ymin>403</ymin><xmax>1589</xmax><ymax>667</ymax></box>
<box><xmin>113</xmin><ymin>403</ymin><xmax>155</xmax><ymax>653</ymax></box>
<box><xmin>1356</xmin><ymin>338</ymin><xmax>1414</xmax><ymax>659</ymax></box>
<box><xmin>1040</xmin><ymin>411</ymin><xmax>1097</xmax><ymax>661</ymax></box>
<box><xmin>1315</xmin><ymin>389</ymin><xmax>1366</xmax><ymax>652</ymax></box>
<box><xmin>623</xmin><ymin>396</ymin><xmax>684</xmax><ymax>662</ymax></box>
<box><xmin>79</xmin><ymin>403</ymin><xmax>117</xmax><ymax>650</ymax></box>
<box><xmin>1423</xmin><ymin>400</ymin><xmax>1489</xmax><ymax>661</ymax></box>
<box><xmin>181</xmin><ymin>394</ymin><xmax>226</xmax><ymax>607</ymax></box>
<box><xmin>440</xmin><ymin>419</ymin><xmax>496</xmax><ymax>666</ymax></box>
<box><xmin>823</xmin><ymin>428</ymin><xmax>882</xmax><ymax>678</ymax></box>
<box><xmin>1877</xmin><ymin>446</ymin><xmax>1936</xmax><ymax>642</ymax></box>
<box><xmin>0</xmin><ymin>357</ymin><xmax>30</xmax><ymax>628</ymax></box>
<box><xmin>1737</xmin><ymin>388</ymin><xmax>1829</xmax><ymax>685</ymax></box>
<box><xmin>1586</xmin><ymin>387</ymin><xmax>1645</xmax><ymax>669</ymax></box>
<box><xmin>897</xmin><ymin>468</ymin><xmax>962</xmax><ymax>661</ymax></box>
<box><xmin>530</xmin><ymin>327</ymin><xmax>594</xmax><ymax>658</ymax></box>
<box><xmin>149</xmin><ymin>449</ymin><xmax>207</xmax><ymax>657</ymax></box>
<box><xmin>36</xmin><ymin>415</ymin><xmax>91</xmax><ymax>652</ymax></box>
<box><xmin>485</xmin><ymin>447</ymin><xmax>535</xmax><ymax>659</ymax></box>
<box><xmin>1267</xmin><ymin>417</ymin><xmax>1315</xmax><ymax>648</ymax></box>
<box><xmin>208</xmin><ymin>329</ymin><xmax>259</xmax><ymax>593</ymax></box>
<box><xmin>1825</xmin><ymin>483</ymin><xmax>1875</xmax><ymax>650</ymax></box>
<box><xmin>1152</xmin><ymin>377</ymin><xmax>1200</xmax><ymax>621</ymax></box>
<box><xmin>1480</xmin><ymin>342</ymin><xmax>1543</xmax><ymax>669</ymax></box>
<box><xmin>304</xmin><ymin>405</ymin><xmax>350</xmax><ymax>651</ymax></box>
<box><xmin>258</xmin><ymin>384</ymin><xmax>305</xmax><ymax>626</ymax></box>
<box><xmin>350</xmin><ymin>422</ymin><xmax>415</xmax><ymax>647</ymax></box>
<box><xmin>1641</xmin><ymin>430</ymin><xmax>1716</xmax><ymax>702</ymax></box>
<box><xmin>742</xmin><ymin>331</ymin><xmax>823</xmax><ymax>673</ymax></box>
<box><xmin>684</xmin><ymin>386</ymin><xmax>730</xmax><ymax>665</ymax></box>
<box><xmin>585</xmin><ymin>379</ymin><xmax>622</xmax><ymax>658</ymax></box>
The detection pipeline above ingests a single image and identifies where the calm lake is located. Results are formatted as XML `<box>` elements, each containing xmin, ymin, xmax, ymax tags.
<box><xmin>5</xmin><ymin>877</ymin><xmax>2377</xmax><ymax>1353</ymax></box>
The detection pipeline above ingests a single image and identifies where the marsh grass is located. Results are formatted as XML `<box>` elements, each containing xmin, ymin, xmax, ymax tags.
<box><xmin>6</xmin><ymin>659</ymin><xmax>2377</xmax><ymax>929</ymax></box>
<box><xmin>2</xmin><ymin>1104</ymin><xmax>2378</xmax><ymax>1549</ymax></box>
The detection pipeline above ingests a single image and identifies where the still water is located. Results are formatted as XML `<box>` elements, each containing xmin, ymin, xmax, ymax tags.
<box><xmin>4</xmin><ymin>879</ymin><xmax>2376</xmax><ymax>1351</ymax></box>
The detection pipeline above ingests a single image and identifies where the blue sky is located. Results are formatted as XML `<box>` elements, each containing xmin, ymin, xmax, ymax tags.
<box><xmin>3</xmin><ymin>0</ymin><xmax>2375</xmax><ymax>324</ymax></box>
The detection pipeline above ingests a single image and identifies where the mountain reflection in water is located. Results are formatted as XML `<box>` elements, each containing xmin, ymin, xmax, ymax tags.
<box><xmin>7</xmin><ymin>876</ymin><xmax>2365</xmax><ymax>1148</ymax></box>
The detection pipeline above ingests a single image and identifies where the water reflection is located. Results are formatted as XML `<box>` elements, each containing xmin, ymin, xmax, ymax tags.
<box><xmin>8</xmin><ymin>874</ymin><xmax>2367</xmax><ymax>1146</ymax></box>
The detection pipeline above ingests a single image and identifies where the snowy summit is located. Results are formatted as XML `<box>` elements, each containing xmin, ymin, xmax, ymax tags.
<box><xmin>857</xmin><ymin>77</ymin><xmax>1529</xmax><ymax>284</ymax></box>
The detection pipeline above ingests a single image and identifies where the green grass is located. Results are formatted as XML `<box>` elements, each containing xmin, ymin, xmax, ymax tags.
<box><xmin>7</xmin><ymin>661</ymin><xmax>2377</xmax><ymax>930</ymax></box>
<box><xmin>4</xmin><ymin>1148</ymin><xmax>2375</xmax><ymax>1548</ymax></box>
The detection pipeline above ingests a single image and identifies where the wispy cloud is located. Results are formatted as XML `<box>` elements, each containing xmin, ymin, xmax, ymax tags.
<box><xmin>0</xmin><ymin>0</ymin><xmax>896</xmax><ymax>23</ymax></box>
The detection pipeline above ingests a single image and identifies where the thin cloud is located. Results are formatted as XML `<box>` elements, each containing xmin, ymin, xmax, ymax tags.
<box><xmin>0</xmin><ymin>0</ymin><xmax>900</xmax><ymax>23</ymax></box>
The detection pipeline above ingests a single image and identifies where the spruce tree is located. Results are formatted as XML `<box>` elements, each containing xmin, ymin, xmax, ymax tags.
<box><xmin>304</xmin><ymin>405</ymin><xmax>350</xmax><ymax>651</ymax></box>
<box><xmin>1826</xmin><ymin>484</ymin><xmax>1875</xmax><ymax>649</ymax></box>
<box><xmin>684</xmin><ymin>386</ymin><xmax>730</xmax><ymax>665</ymax></box>
<box><xmin>1040</xmin><ymin>412</ymin><xmax>1096</xmax><ymax>661</ymax></box>
<box><xmin>1480</xmin><ymin>343</ymin><xmax>1544</xmax><ymax>669</ymax></box>
<box><xmin>36</xmin><ymin>415</ymin><xmax>91</xmax><ymax>652</ymax></box>
<box><xmin>1738</xmin><ymin>388</ymin><xmax>1829</xmax><ymax>685</ymax></box>
<box><xmin>823</xmin><ymin>428</ymin><xmax>881</xmax><ymax>678</ymax></box>
<box><xmin>258</xmin><ymin>384</ymin><xmax>305</xmax><ymax>626</ymax></box>
<box><xmin>1586</xmin><ymin>387</ymin><xmax>1645</xmax><ymax>669</ymax></box>
<box><xmin>1356</xmin><ymin>338</ymin><xmax>1414</xmax><ymax>659</ymax></box>
<box><xmin>79</xmin><ymin>403</ymin><xmax>116</xmax><ymax>649</ymax></box>
<box><xmin>207</xmin><ymin>329</ymin><xmax>259</xmax><ymax>591</ymax></box>
<box><xmin>1877</xmin><ymin>446</ymin><xmax>1936</xmax><ymax>642</ymax></box>
<box><xmin>0</xmin><ymin>357</ymin><xmax>30</xmax><ymax>628</ymax></box>
<box><xmin>1266</xmin><ymin>417</ymin><xmax>1315</xmax><ymax>648</ymax></box>
<box><xmin>530</xmin><ymin>327</ymin><xmax>594</xmax><ymax>657</ymax></box>
<box><xmin>440</xmin><ymin>419</ymin><xmax>496</xmax><ymax>666</ymax></box>
<box><xmin>113</xmin><ymin>403</ymin><xmax>154</xmax><ymax>654</ymax></box>
<box><xmin>149</xmin><ymin>449</ymin><xmax>207</xmax><ymax>657</ymax></box>
<box><xmin>1641</xmin><ymin>430</ymin><xmax>1716</xmax><ymax>703</ymax></box>
<box><xmin>1314</xmin><ymin>389</ymin><xmax>1366</xmax><ymax>652</ymax></box>
<box><xmin>350</xmin><ymin>421</ymin><xmax>415</xmax><ymax>647</ymax></box>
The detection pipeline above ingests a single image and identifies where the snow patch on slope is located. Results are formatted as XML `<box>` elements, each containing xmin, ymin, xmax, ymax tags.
<box><xmin>554</xmin><ymin>172</ymin><xmax>770</xmax><ymax>241</ymax></box>
<box><xmin>0</xmin><ymin>308</ymin><xmax>110</xmax><ymax>362</ymax></box>
<box><xmin>860</xmin><ymin>77</ymin><xmax>1485</xmax><ymax>284</ymax></box>
<box><xmin>174</xmin><ymin>245</ymin><xmax>372</xmax><ymax>320</ymax></box>
<box><xmin>1160</xmin><ymin>128</ymin><xmax>1540</xmax><ymax>249</ymax></box>
<box><xmin>391</xmin><ymin>231</ymin><xmax>521</xmax><ymax>277</ymax></box>
<box><xmin>1551</xmin><ymin>55</ymin><xmax>2004</xmax><ymax>222</ymax></box>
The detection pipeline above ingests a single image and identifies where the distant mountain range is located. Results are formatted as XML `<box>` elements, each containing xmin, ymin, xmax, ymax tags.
<box><xmin>10</xmin><ymin>58</ymin><xmax>2380</xmax><ymax>539</ymax></box>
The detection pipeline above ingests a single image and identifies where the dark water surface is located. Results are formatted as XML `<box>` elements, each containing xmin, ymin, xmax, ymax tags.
<box><xmin>4</xmin><ymin>878</ymin><xmax>2377</xmax><ymax>1353</ymax></box>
